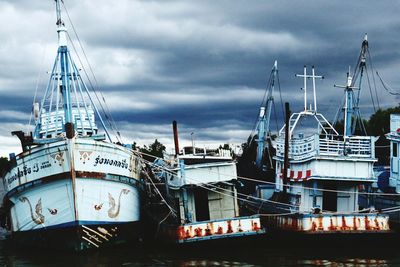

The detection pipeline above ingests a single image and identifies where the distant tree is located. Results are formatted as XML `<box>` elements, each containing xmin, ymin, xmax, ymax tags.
<box><xmin>331</xmin><ymin>105</ymin><xmax>400</xmax><ymax>136</ymax></box>
<box><xmin>331</xmin><ymin>106</ymin><xmax>400</xmax><ymax>165</ymax></box>
<box><xmin>132</xmin><ymin>142</ymin><xmax>138</xmax><ymax>150</ymax></box>
<box><xmin>333</xmin><ymin>118</ymin><xmax>368</xmax><ymax>136</ymax></box>
<box><xmin>140</xmin><ymin>139</ymin><xmax>166</xmax><ymax>162</ymax></box>
<box><xmin>364</xmin><ymin>106</ymin><xmax>400</xmax><ymax>165</ymax></box>
<box><xmin>366</xmin><ymin>106</ymin><xmax>400</xmax><ymax>136</ymax></box>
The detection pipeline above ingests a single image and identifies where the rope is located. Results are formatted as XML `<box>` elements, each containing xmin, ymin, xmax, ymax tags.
<box><xmin>365</xmin><ymin>65</ymin><xmax>376</xmax><ymax>113</ymax></box>
<box><xmin>137</xmin><ymin>151</ymin><xmax>400</xmax><ymax>215</ymax></box>
<box><xmin>137</xmin><ymin>150</ymin><xmax>400</xmax><ymax>197</ymax></box>
<box><xmin>61</xmin><ymin>2</ymin><xmax>122</xmax><ymax>143</ymax></box>
<box><xmin>141</xmin><ymin>156</ymin><xmax>299</xmax><ymax>208</ymax></box>
<box><xmin>277</xmin><ymin>70</ymin><xmax>285</xmax><ymax>127</ymax></box>
<box><xmin>155</xmin><ymin>210</ymin><xmax>174</xmax><ymax>237</ymax></box>
<box><xmin>147</xmin><ymin>158</ymin><xmax>298</xmax><ymax>208</ymax></box>
<box><xmin>142</xmin><ymin>154</ymin><xmax>393</xmax><ymax>215</ymax></box>
<box><xmin>141</xmin><ymin>165</ymin><xmax>177</xmax><ymax>215</ymax></box>
<box><xmin>28</xmin><ymin>44</ymin><xmax>48</xmax><ymax>128</ymax></box>
<box><xmin>377</xmin><ymin>71</ymin><xmax>400</xmax><ymax>96</ymax></box>
<box><xmin>367</xmin><ymin>49</ymin><xmax>380</xmax><ymax>109</ymax></box>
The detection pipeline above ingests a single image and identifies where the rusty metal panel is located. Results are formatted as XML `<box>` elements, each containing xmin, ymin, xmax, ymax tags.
<box><xmin>177</xmin><ymin>215</ymin><xmax>265</xmax><ymax>242</ymax></box>
<box><xmin>268</xmin><ymin>213</ymin><xmax>390</xmax><ymax>232</ymax></box>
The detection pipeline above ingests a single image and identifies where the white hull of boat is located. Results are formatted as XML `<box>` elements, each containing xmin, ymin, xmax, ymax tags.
<box><xmin>3</xmin><ymin>137</ymin><xmax>141</xmax><ymax>249</ymax></box>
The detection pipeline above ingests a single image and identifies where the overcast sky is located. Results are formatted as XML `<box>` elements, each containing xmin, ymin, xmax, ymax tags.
<box><xmin>0</xmin><ymin>0</ymin><xmax>399</xmax><ymax>157</ymax></box>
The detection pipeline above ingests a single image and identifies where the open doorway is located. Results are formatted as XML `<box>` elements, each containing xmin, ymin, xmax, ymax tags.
<box><xmin>322</xmin><ymin>183</ymin><xmax>337</xmax><ymax>212</ymax></box>
<box><xmin>194</xmin><ymin>188</ymin><xmax>210</xmax><ymax>221</ymax></box>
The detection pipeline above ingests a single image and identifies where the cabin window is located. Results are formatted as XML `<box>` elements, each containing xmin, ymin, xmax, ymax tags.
<box><xmin>393</xmin><ymin>143</ymin><xmax>398</xmax><ymax>157</ymax></box>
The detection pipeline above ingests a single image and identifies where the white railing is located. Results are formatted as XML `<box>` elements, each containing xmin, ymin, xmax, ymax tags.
<box><xmin>276</xmin><ymin>134</ymin><xmax>374</xmax><ymax>161</ymax></box>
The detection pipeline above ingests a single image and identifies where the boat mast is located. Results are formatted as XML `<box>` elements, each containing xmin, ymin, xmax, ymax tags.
<box><xmin>333</xmin><ymin>34</ymin><xmax>370</xmax><ymax>137</ymax></box>
<box><xmin>352</xmin><ymin>34</ymin><xmax>370</xmax><ymax>135</ymax></box>
<box><xmin>55</xmin><ymin>0</ymin><xmax>74</xmax><ymax>133</ymax></box>
<box><xmin>334</xmin><ymin>71</ymin><xmax>358</xmax><ymax>137</ymax></box>
<box><xmin>33</xmin><ymin>0</ymin><xmax>115</xmax><ymax>141</ymax></box>
<box><xmin>280</xmin><ymin>66</ymin><xmax>336</xmax><ymax>137</ymax></box>
<box><xmin>255</xmin><ymin>61</ymin><xmax>278</xmax><ymax>169</ymax></box>
<box><xmin>295</xmin><ymin>66</ymin><xmax>323</xmax><ymax>114</ymax></box>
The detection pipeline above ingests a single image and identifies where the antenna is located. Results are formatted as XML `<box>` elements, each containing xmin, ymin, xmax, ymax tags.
<box><xmin>295</xmin><ymin>66</ymin><xmax>323</xmax><ymax>112</ymax></box>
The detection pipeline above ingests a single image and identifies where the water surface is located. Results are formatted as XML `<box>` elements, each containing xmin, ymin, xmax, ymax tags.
<box><xmin>0</xmin><ymin>239</ymin><xmax>398</xmax><ymax>267</ymax></box>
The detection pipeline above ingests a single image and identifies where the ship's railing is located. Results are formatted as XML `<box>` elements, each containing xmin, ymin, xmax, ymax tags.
<box><xmin>276</xmin><ymin>134</ymin><xmax>374</xmax><ymax>160</ymax></box>
<box><xmin>38</xmin><ymin>106</ymin><xmax>98</xmax><ymax>138</ymax></box>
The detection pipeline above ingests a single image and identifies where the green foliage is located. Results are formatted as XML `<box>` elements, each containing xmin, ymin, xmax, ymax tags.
<box><xmin>366</xmin><ymin>106</ymin><xmax>400</xmax><ymax>136</ymax></box>
<box><xmin>332</xmin><ymin>105</ymin><xmax>400</xmax><ymax>137</ymax></box>
<box><xmin>137</xmin><ymin>139</ymin><xmax>166</xmax><ymax>162</ymax></box>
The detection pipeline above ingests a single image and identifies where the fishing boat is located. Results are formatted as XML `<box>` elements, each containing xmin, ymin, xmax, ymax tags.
<box><xmin>142</xmin><ymin>121</ymin><xmax>265</xmax><ymax>247</ymax></box>
<box><xmin>1</xmin><ymin>1</ymin><xmax>141</xmax><ymax>251</ymax></box>
<box><xmin>360</xmin><ymin>114</ymin><xmax>400</xmax><ymax>230</ymax></box>
<box><xmin>242</xmin><ymin>62</ymin><xmax>391</xmax><ymax>245</ymax></box>
<box><xmin>349</xmin><ymin>37</ymin><xmax>400</xmax><ymax>231</ymax></box>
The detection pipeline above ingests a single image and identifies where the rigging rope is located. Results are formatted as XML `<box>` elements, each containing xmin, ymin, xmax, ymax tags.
<box><xmin>29</xmin><ymin>44</ymin><xmax>48</xmax><ymax>128</ymax></box>
<box><xmin>141</xmin><ymin>155</ymin><xmax>299</xmax><ymax>208</ymax></box>
<box><xmin>136</xmin><ymin>150</ymin><xmax>400</xmax><ymax>197</ymax></box>
<box><xmin>137</xmin><ymin>151</ymin><xmax>396</xmax><ymax>215</ymax></box>
<box><xmin>277</xmin><ymin>70</ymin><xmax>285</xmax><ymax>126</ymax></box>
<box><xmin>377</xmin><ymin>71</ymin><xmax>400</xmax><ymax>96</ymax></box>
<box><xmin>365</xmin><ymin>65</ymin><xmax>377</xmax><ymax>113</ymax></box>
<box><xmin>141</xmin><ymin>166</ymin><xmax>177</xmax><ymax>216</ymax></box>
<box><xmin>367</xmin><ymin>49</ymin><xmax>380</xmax><ymax>109</ymax></box>
<box><xmin>62</xmin><ymin>2</ymin><xmax>122</xmax><ymax>143</ymax></box>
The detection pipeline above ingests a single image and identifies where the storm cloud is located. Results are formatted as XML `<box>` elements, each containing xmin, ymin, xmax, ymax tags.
<box><xmin>0</xmin><ymin>0</ymin><xmax>399</xmax><ymax>156</ymax></box>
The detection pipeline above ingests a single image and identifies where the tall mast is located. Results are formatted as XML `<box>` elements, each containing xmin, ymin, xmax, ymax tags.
<box><xmin>34</xmin><ymin>0</ymin><xmax>113</xmax><ymax>141</ymax></box>
<box><xmin>352</xmin><ymin>33</ymin><xmax>370</xmax><ymax>135</ymax></box>
<box><xmin>55</xmin><ymin>0</ymin><xmax>73</xmax><ymax>129</ymax></box>
<box><xmin>255</xmin><ymin>60</ymin><xmax>278</xmax><ymax>169</ymax></box>
<box><xmin>334</xmin><ymin>71</ymin><xmax>358</xmax><ymax>137</ymax></box>
<box><xmin>333</xmin><ymin>34</ymin><xmax>370</xmax><ymax>137</ymax></box>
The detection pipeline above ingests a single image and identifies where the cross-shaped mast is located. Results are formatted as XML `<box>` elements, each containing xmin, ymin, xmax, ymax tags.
<box><xmin>295</xmin><ymin>66</ymin><xmax>324</xmax><ymax>113</ymax></box>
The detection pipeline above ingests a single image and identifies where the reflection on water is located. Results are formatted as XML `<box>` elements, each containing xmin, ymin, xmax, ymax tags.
<box><xmin>0</xmin><ymin>239</ymin><xmax>397</xmax><ymax>267</ymax></box>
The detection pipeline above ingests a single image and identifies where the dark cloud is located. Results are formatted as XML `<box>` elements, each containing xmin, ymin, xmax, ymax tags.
<box><xmin>1</xmin><ymin>0</ymin><xmax>400</xmax><ymax>156</ymax></box>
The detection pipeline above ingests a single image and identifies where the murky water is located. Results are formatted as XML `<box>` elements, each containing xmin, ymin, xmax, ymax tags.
<box><xmin>0</xmin><ymin>238</ymin><xmax>398</xmax><ymax>267</ymax></box>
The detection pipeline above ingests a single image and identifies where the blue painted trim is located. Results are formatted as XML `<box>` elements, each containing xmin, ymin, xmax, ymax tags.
<box><xmin>15</xmin><ymin>220</ymin><xmax>140</xmax><ymax>232</ymax></box>
<box><xmin>178</xmin><ymin>229</ymin><xmax>266</xmax><ymax>243</ymax></box>
<box><xmin>5</xmin><ymin>174</ymin><xmax>139</xmax><ymax>199</ymax></box>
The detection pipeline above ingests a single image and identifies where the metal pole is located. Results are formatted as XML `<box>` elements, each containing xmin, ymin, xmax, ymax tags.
<box><xmin>191</xmin><ymin>132</ymin><xmax>195</xmax><ymax>155</ymax></box>
<box><xmin>283</xmin><ymin>102</ymin><xmax>290</xmax><ymax>194</ymax></box>
<box><xmin>172</xmin><ymin>120</ymin><xmax>180</xmax><ymax>156</ymax></box>
<box><xmin>312</xmin><ymin>66</ymin><xmax>317</xmax><ymax>112</ymax></box>
<box><xmin>303</xmin><ymin>66</ymin><xmax>307</xmax><ymax>111</ymax></box>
